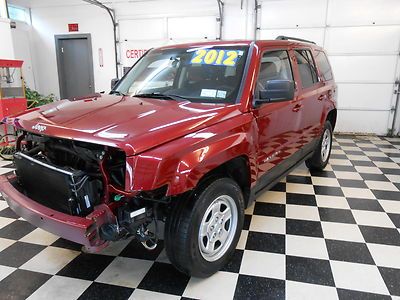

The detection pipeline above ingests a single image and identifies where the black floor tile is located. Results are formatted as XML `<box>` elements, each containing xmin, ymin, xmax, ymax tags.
<box><xmin>243</xmin><ymin>214</ymin><xmax>252</xmax><ymax>230</ymax></box>
<box><xmin>318</xmin><ymin>207</ymin><xmax>356</xmax><ymax>224</ymax></box>
<box><xmin>0</xmin><ymin>269</ymin><xmax>51</xmax><ymax>300</ymax></box>
<box><xmin>0</xmin><ymin>220</ymin><xmax>36</xmax><ymax>240</ymax></box>
<box><xmin>220</xmin><ymin>249</ymin><xmax>243</xmax><ymax>273</ymax></box>
<box><xmin>330</xmin><ymin>154</ymin><xmax>347</xmax><ymax>160</ymax></box>
<box><xmin>310</xmin><ymin>170</ymin><xmax>336</xmax><ymax>178</ymax></box>
<box><xmin>337</xmin><ymin>288</ymin><xmax>391</xmax><ymax>300</ymax></box>
<box><xmin>119</xmin><ymin>239</ymin><xmax>164</xmax><ymax>260</ymax></box>
<box><xmin>351</xmin><ymin>160</ymin><xmax>376</xmax><ymax>167</ymax></box>
<box><xmin>359</xmin><ymin>226</ymin><xmax>400</xmax><ymax>246</ymax></box>
<box><xmin>51</xmin><ymin>238</ymin><xmax>83</xmax><ymax>251</ymax></box>
<box><xmin>286</xmin><ymin>193</ymin><xmax>317</xmax><ymax>206</ymax></box>
<box><xmin>0</xmin><ymin>241</ymin><xmax>45</xmax><ymax>267</ymax></box>
<box><xmin>325</xmin><ymin>239</ymin><xmax>374</xmax><ymax>264</ymax></box>
<box><xmin>286</xmin><ymin>175</ymin><xmax>312</xmax><ymax>184</ymax></box>
<box><xmin>253</xmin><ymin>202</ymin><xmax>285</xmax><ymax>217</ymax></box>
<box><xmin>78</xmin><ymin>282</ymin><xmax>134</xmax><ymax>300</ymax></box>
<box><xmin>234</xmin><ymin>275</ymin><xmax>285</xmax><ymax>300</ymax></box>
<box><xmin>379</xmin><ymin>168</ymin><xmax>400</xmax><ymax>175</ymax></box>
<box><xmin>379</xmin><ymin>267</ymin><xmax>400</xmax><ymax>296</ymax></box>
<box><xmin>338</xmin><ymin>179</ymin><xmax>368</xmax><ymax>189</ymax></box>
<box><xmin>368</xmin><ymin>156</ymin><xmax>393</xmax><ymax>162</ymax></box>
<box><xmin>0</xmin><ymin>207</ymin><xmax>19</xmax><ymax>219</ymax></box>
<box><xmin>347</xmin><ymin>198</ymin><xmax>384</xmax><ymax>212</ymax></box>
<box><xmin>286</xmin><ymin>255</ymin><xmax>335</xmax><ymax>286</ymax></box>
<box><xmin>245</xmin><ymin>231</ymin><xmax>285</xmax><ymax>254</ymax></box>
<box><xmin>388</xmin><ymin>213</ymin><xmax>400</xmax><ymax>228</ymax></box>
<box><xmin>286</xmin><ymin>219</ymin><xmax>323</xmax><ymax>238</ymax></box>
<box><xmin>331</xmin><ymin>165</ymin><xmax>356</xmax><ymax>172</ymax></box>
<box><xmin>387</xmin><ymin>152</ymin><xmax>400</xmax><ymax>158</ymax></box>
<box><xmin>270</xmin><ymin>182</ymin><xmax>286</xmax><ymax>192</ymax></box>
<box><xmin>313</xmin><ymin>185</ymin><xmax>344</xmax><ymax>196</ymax></box>
<box><xmin>371</xmin><ymin>190</ymin><xmax>400</xmax><ymax>201</ymax></box>
<box><xmin>344</xmin><ymin>150</ymin><xmax>364</xmax><ymax>156</ymax></box>
<box><xmin>359</xmin><ymin>147</ymin><xmax>380</xmax><ymax>152</ymax></box>
<box><xmin>137</xmin><ymin>262</ymin><xmax>190</xmax><ymax>296</ymax></box>
<box><xmin>57</xmin><ymin>253</ymin><xmax>115</xmax><ymax>281</ymax></box>
<box><xmin>360</xmin><ymin>173</ymin><xmax>390</xmax><ymax>182</ymax></box>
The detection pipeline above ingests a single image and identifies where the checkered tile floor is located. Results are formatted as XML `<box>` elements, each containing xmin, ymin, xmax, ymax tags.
<box><xmin>0</xmin><ymin>135</ymin><xmax>400</xmax><ymax>300</ymax></box>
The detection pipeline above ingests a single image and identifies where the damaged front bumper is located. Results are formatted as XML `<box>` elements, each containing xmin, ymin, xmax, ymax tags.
<box><xmin>0</xmin><ymin>174</ymin><xmax>115</xmax><ymax>252</ymax></box>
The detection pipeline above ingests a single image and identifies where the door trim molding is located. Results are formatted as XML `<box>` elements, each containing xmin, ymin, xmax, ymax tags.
<box><xmin>54</xmin><ymin>33</ymin><xmax>95</xmax><ymax>99</ymax></box>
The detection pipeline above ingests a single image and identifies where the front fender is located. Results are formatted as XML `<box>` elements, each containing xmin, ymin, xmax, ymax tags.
<box><xmin>126</xmin><ymin>113</ymin><xmax>257</xmax><ymax>196</ymax></box>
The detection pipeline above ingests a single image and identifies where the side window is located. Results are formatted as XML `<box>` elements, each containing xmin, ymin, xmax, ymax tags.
<box><xmin>294</xmin><ymin>49</ymin><xmax>319</xmax><ymax>88</ymax></box>
<box><xmin>314</xmin><ymin>50</ymin><xmax>333</xmax><ymax>81</ymax></box>
<box><xmin>255</xmin><ymin>50</ymin><xmax>293</xmax><ymax>98</ymax></box>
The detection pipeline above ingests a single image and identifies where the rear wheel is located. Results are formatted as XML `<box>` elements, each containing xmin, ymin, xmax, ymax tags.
<box><xmin>0</xmin><ymin>134</ymin><xmax>17</xmax><ymax>161</ymax></box>
<box><xmin>165</xmin><ymin>177</ymin><xmax>244</xmax><ymax>277</ymax></box>
<box><xmin>305</xmin><ymin>121</ymin><xmax>333</xmax><ymax>171</ymax></box>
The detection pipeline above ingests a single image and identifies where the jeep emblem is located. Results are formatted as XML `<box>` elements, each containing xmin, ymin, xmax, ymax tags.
<box><xmin>32</xmin><ymin>124</ymin><xmax>47</xmax><ymax>132</ymax></box>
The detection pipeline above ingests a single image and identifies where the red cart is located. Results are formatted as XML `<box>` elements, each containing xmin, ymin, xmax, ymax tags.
<box><xmin>0</xmin><ymin>59</ymin><xmax>27</xmax><ymax>160</ymax></box>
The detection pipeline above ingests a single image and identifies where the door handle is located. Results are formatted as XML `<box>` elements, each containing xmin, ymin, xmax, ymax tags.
<box><xmin>292</xmin><ymin>104</ymin><xmax>302</xmax><ymax>112</ymax></box>
<box><xmin>318</xmin><ymin>95</ymin><xmax>325</xmax><ymax>101</ymax></box>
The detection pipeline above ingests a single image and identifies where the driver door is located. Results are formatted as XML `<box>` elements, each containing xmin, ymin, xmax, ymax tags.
<box><xmin>252</xmin><ymin>49</ymin><xmax>302</xmax><ymax>190</ymax></box>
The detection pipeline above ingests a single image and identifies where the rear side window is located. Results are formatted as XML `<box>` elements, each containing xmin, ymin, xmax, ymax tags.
<box><xmin>255</xmin><ymin>50</ymin><xmax>293</xmax><ymax>98</ymax></box>
<box><xmin>314</xmin><ymin>50</ymin><xmax>333</xmax><ymax>81</ymax></box>
<box><xmin>294</xmin><ymin>49</ymin><xmax>319</xmax><ymax>88</ymax></box>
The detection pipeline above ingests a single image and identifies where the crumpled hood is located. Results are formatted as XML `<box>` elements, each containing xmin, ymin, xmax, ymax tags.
<box><xmin>6</xmin><ymin>94</ymin><xmax>241</xmax><ymax>156</ymax></box>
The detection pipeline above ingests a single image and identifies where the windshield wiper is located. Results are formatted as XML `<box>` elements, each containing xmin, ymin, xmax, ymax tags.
<box><xmin>110</xmin><ymin>90</ymin><xmax>128</xmax><ymax>96</ymax></box>
<box><xmin>134</xmin><ymin>93</ymin><xmax>187</xmax><ymax>102</ymax></box>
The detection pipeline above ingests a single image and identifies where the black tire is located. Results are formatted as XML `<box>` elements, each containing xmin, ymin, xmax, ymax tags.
<box><xmin>305</xmin><ymin>121</ymin><xmax>333</xmax><ymax>171</ymax></box>
<box><xmin>164</xmin><ymin>177</ymin><xmax>244</xmax><ymax>277</ymax></box>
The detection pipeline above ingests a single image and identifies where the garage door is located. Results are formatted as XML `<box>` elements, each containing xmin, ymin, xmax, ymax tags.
<box><xmin>257</xmin><ymin>0</ymin><xmax>400</xmax><ymax>135</ymax></box>
<box><xmin>119</xmin><ymin>15</ymin><xmax>219</xmax><ymax>73</ymax></box>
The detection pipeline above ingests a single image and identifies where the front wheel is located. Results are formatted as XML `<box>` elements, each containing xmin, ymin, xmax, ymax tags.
<box><xmin>165</xmin><ymin>177</ymin><xmax>244</xmax><ymax>277</ymax></box>
<box><xmin>305</xmin><ymin>121</ymin><xmax>333</xmax><ymax>171</ymax></box>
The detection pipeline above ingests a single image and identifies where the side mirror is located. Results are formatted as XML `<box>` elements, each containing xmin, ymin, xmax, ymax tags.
<box><xmin>111</xmin><ymin>78</ymin><xmax>119</xmax><ymax>89</ymax></box>
<box><xmin>256</xmin><ymin>79</ymin><xmax>295</xmax><ymax>105</ymax></box>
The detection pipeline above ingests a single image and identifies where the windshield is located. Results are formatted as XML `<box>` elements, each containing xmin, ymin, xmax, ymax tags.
<box><xmin>114</xmin><ymin>45</ymin><xmax>249</xmax><ymax>103</ymax></box>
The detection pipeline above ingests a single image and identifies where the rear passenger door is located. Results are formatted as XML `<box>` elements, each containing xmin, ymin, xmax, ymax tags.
<box><xmin>293</xmin><ymin>49</ymin><xmax>324</xmax><ymax>150</ymax></box>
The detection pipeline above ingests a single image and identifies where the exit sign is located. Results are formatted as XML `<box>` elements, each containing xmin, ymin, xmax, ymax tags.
<box><xmin>68</xmin><ymin>23</ymin><xmax>79</xmax><ymax>32</ymax></box>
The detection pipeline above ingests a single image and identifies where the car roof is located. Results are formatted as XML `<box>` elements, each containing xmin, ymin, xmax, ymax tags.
<box><xmin>156</xmin><ymin>39</ymin><xmax>324</xmax><ymax>51</ymax></box>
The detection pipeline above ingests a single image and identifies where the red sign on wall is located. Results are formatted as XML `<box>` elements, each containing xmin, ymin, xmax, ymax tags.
<box><xmin>68</xmin><ymin>23</ymin><xmax>79</xmax><ymax>32</ymax></box>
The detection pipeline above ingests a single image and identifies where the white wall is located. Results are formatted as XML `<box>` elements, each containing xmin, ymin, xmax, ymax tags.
<box><xmin>258</xmin><ymin>0</ymin><xmax>400</xmax><ymax>135</ymax></box>
<box><xmin>11</xmin><ymin>21</ymin><xmax>36</xmax><ymax>89</ymax></box>
<box><xmin>0</xmin><ymin>18</ymin><xmax>15</xmax><ymax>59</ymax></box>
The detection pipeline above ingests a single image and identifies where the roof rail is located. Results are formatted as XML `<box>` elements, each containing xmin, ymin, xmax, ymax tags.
<box><xmin>275</xmin><ymin>35</ymin><xmax>316</xmax><ymax>44</ymax></box>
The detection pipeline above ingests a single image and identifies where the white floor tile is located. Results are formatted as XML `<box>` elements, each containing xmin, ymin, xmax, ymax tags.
<box><xmin>378</xmin><ymin>200</ymin><xmax>400</xmax><ymax>214</ymax></box>
<box><xmin>20</xmin><ymin>228</ymin><xmax>59</xmax><ymax>246</ymax></box>
<box><xmin>330</xmin><ymin>261</ymin><xmax>389</xmax><ymax>295</ymax></box>
<box><xmin>0</xmin><ymin>265</ymin><xmax>16</xmax><ymax>281</ymax></box>
<box><xmin>365</xmin><ymin>181</ymin><xmax>399</xmax><ymax>191</ymax></box>
<box><xmin>183</xmin><ymin>271</ymin><xmax>238</xmax><ymax>300</ymax></box>
<box><xmin>27</xmin><ymin>275</ymin><xmax>91</xmax><ymax>300</ymax></box>
<box><xmin>352</xmin><ymin>210</ymin><xmax>395</xmax><ymax>228</ymax></box>
<box><xmin>256</xmin><ymin>191</ymin><xmax>286</xmax><ymax>204</ymax></box>
<box><xmin>333</xmin><ymin>171</ymin><xmax>363</xmax><ymax>180</ymax></box>
<box><xmin>240</xmin><ymin>250</ymin><xmax>285</xmax><ymax>280</ymax></box>
<box><xmin>129</xmin><ymin>289</ymin><xmax>180</xmax><ymax>300</ymax></box>
<box><xmin>21</xmin><ymin>246</ymin><xmax>80</xmax><ymax>275</ymax></box>
<box><xmin>286</xmin><ymin>235</ymin><xmax>328</xmax><ymax>260</ymax></box>
<box><xmin>316</xmin><ymin>195</ymin><xmax>350</xmax><ymax>209</ymax></box>
<box><xmin>249</xmin><ymin>215</ymin><xmax>285</xmax><ymax>234</ymax></box>
<box><xmin>355</xmin><ymin>166</ymin><xmax>382</xmax><ymax>174</ymax></box>
<box><xmin>0</xmin><ymin>216</ymin><xmax>14</xmax><ymax>230</ymax></box>
<box><xmin>0</xmin><ymin>237</ymin><xmax>15</xmax><ymax>252</ymax></box>
<box><xmin>321</xmin><ymin>222</ymin><xmax>364</xmax><ymax>243</ymax></box>
<box><xmin>385</xmin><ymin>174</ymin><xmax>400</xmax><ymax>183</ymax></box>
<box><xmin>341</xmin><ymin>187</ymin><xmax>376</xmax><ymax>199</ymax></box>
<box><xmin>311</xmin><ymin>177</ymin><xmax>340</xmax><ymax>187</ymax></box>
<box><xmin>96</xmin><ymin>256</ymin><xmax>153</xmax><ymax>288</ymax></box>
<box><xmin>367</xmin><ymin>243</ymin><xmax>400</xmax><ymax>269</ymax></box>
<box><xmin>286</xmin><ymin>280</ymin><xmax>338</xmax><ymax>300</ymax></box>
<box><xmin>236</xmin><ymin>230</ymin><xmax>248</xmax><ymax>250</ymax></box>
<box><xmin>286</xmin><ymin>183</ymin><xmax>315</xmax><ymax>195</ymax></box>
<box><xmin>286</xmin><ymin>205</ymin><xmax>320</xmax><ymax>221</ymax></box>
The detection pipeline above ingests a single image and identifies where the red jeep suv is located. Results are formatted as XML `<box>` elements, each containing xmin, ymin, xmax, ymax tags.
<box><xmin>0</xmin><ymin>36</ymin><xmax>336</xmax><ymax>277</ymax></box>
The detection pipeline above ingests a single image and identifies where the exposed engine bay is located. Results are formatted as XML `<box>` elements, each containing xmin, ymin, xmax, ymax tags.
<box><xmin>12</xmin><ymin>131</ymin><xmax>167</xmax><ymax>251</ymax></box>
